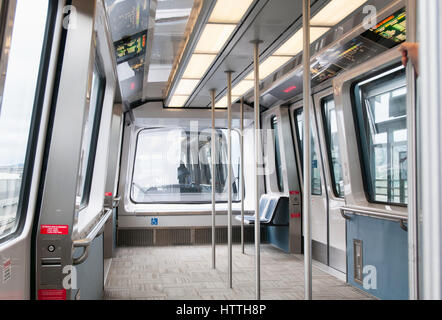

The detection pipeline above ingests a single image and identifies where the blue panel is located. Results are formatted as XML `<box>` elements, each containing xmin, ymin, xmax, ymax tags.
<box><xmin>346</xmin><ymin>215</ymin><xmax>408</xmax><ymax>300</ymax></box>
<box><xmin>267</xmin><ymin>226</ymin><xmax>289</xmax><ymax>252</ymax></box>
<box><xmin>73</xmin><ymin>234</ymin><xmax>104</xmax><ymax>300</ymax></box>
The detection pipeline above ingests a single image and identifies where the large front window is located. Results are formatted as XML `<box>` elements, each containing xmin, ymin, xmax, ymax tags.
<box><xmin>131</xmin><ymin>128</ymin><xmax>241</xmax><ymax>203</ymax></box>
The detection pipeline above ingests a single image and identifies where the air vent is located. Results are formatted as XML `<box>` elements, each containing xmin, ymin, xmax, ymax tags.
<box><xmin>353</xmin><ymin>239</ymin><xmax>363</xmax><ymax>284</ymax></box>
<box><xmin>118</xmin><ymin>226</ymin><xmax>267</xmax><ymax>247</ymax></box>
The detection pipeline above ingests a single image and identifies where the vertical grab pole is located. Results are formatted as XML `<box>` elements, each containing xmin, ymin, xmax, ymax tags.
<box><xmin>302</xmin><ymin>0</ymin><xmax>312</xmax><ymax>301</ymax></box>
<box><xmin>252</xmin><ymin>40</ymin><xmax>262</xmax><ymax>300</ymax></box>
<box><xmin>241</xmin><ymin>97</ymin><xmax>245</xmax><ymax>254</ymax></box>
<box><xmin>211</xmin><ymin>89</ymin><xmax>217</xmax><ymax>270</ymax></box>
<box><xmin>226</xmin><ymin>71</ymin><xmax>233</xmax><ymax>289</ymax></box>
<box><xmin>406</xmin><ymin>0</ymin><xmax>419</xmax><ymax>300</ymax></box>
<box><xmin>419</xmin><ymin>0</ymin><xmax>442</xmax><ymax>300</ymax></box>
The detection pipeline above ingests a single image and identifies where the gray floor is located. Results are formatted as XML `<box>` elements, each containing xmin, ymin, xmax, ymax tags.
<box><xmin>104</xmin><ymin>244</ymin><xmax>374</xmax><ymax>300</ymax></box>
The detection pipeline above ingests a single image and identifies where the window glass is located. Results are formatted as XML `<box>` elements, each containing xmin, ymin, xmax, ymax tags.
<box><xmin>353</xmin><ymin>66</ymin><xmax>407</xmax><ymax>204</ymax></box>
<box><xmin>322</xmin><ymin>97</ymin><xmax>344</xmax><ymax>197</ymax></box>
<box><xmin>131</xmin><ymin>128</ymin><xmax>242</xmax><ymax>203</ymax></box>
<box><xmin>0</xmin><ymin>0</ymin><xmax>49</xmax><ymax>239</ymax></box>
<box><xmin>294</xmin><ymin>108</ymin><xmax>322</xmax><ymax>195</ymax></box>
<box><xmin>271</xmin><ymin>116</ymin><xmax>284</xmax><ymax>192</ymax></box>
<box><xmin>76</xmin><ymin>65</ymin><xmax>105</xmax><ymax>208</ymax></box>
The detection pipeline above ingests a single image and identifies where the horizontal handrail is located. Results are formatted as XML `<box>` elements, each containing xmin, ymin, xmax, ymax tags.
<box><xmin>73</xmin><ymin>209</ymin><xmax>112</xmax><ymax>265</ymax></box>
<box><xmin>340</xmin><ymin>205</ymin><xmax>408</xmax><ymax>231</ymax></box>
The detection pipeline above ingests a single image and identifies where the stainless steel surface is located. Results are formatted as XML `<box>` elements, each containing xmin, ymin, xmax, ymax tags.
<box><xmin>253</xmin><ymin>40</ymin><xmax>262</xmax><ymax>301</ymax></box>
<box><xmin>35</xmin><ymin>0</ymin><xmax>97</xmax><ymax>299</ymax></box>
<box><xmin>406</xmin><ymin>0</ymin><xmax>419</xmax><ymax>301</ymax></box>
<box><xmin>240</xmin><ymin>97</ymin><xmax>245</xmax><ymax>254</ymax></box>
<box><xmin>419</xmin><ymin>0</ymin><xmax>442</xmax><ymax>300</ymax></box>
<box><xmin>227</xmin><ymin>71</ymin><xmax>233</xmax><ymax>289</ymax></box>
<box><xmin>302</xmin><ymin>0</ymin><xmax>312</xmax><ymax>301</ymax></box>
<box><xmin>211</xmin><ymin>89</ymin><xmax>216</xmax><ymax>269</ymax></box>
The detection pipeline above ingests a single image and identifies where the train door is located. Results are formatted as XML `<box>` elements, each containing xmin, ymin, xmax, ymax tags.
<box><xmin>314</xmin><ymin>89</ymin><xmax>346</xmax><ymax>273</ymax></box>
<box><xmin>0</xmin><ymin>0</ymin><xmax>60</xmax><ymax>299</ymax></box>
<box><xmin>289</xmin><ymin>102</ymin><xmax>328</xmax><ymax>265</ymax></box>
<box><xmin>103</xmin><ymin>104</ymin><xmax>124</xmax><ymax>261</ymax></box>
<box><xmin>261</xmin><ymin>107</ymin><xmax>302</xmax><ymax>253</ymax></box>
<box><xmin>33</xmin><ymin>0</ymin><xmax>117</xmax><ymax>300</ymax></box>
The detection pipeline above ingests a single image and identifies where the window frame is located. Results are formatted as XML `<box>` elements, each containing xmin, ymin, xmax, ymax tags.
<box><xmin>270</xmin><ymin>115</ymin><xmax>284</xmax><ymax>192</ymax></box>
<box><xmin>292</xmin><ymin>107</ymin><xmax>322</xmax><ymax>196</ymax></box>
<box><xmin>350</xmin><ymin>63</ymin><xmax>407</xmax><ymax>207</ymax></box>
<box><xmin>0</xmin><ymin>1</ymin><xmax>57</xmax><ymax>244</ymax></box>
<box><xmin>320</xmin><ymin>95</ymin><xmax>345</xmax><ymax>198</ymax></box>
<box><xmin>77</xmin><ymin>60</ymin><xmax>106</xmax><ymax>210</ymax></box>
<box><xmin>130</xmin><ymin>127</ymin><xmax>243</xmax><ymax>205</ymax></box>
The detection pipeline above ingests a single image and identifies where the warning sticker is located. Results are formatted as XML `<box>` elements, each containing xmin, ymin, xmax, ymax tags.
<box><xmin>38</xmin><ymin>289</ymin><xmax>67</xmax><ymax>301</ymax></box>
<box><xmin>3</xmin><ymin>259</ymin><xmax>11</xmax><ymax>283</ymax></box>
<box><xmin>40</xmin><ymin>225</ymin><xmax>69</xmax><ymax>235</ymax></box>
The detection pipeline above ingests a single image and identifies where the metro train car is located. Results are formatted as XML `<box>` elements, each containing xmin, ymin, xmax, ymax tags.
<box><xmin>0</xmin><ymin>0</ymin><xmax>440</xmax><ymax>302</ymax></box>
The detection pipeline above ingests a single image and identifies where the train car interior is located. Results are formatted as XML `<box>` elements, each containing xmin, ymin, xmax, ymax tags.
<box><xmin>0</xmin><ymin>0</ymin><xmax>441</xmax><ymax>301</ymax></box>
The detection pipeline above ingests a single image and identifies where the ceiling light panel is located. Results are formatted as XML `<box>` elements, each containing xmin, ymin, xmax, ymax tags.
<box><xmin>311</xmin><ymin>0</ymin><xmax>368</xmax><ymax>26</ymax></box>
<box><xmin>182</xmin><ymin>53</ymin><xmax>216</xmax><ymax>79</ymax></box>
<box><xmin>232</xmin><ymin>79</ymin><xmax>254</xmax><ymax>96</ymax></box>
<box><xmin>169</xmin><ymin>95</ymin><xmax>189</xmax><ymax>107</ymax></box>
<box><xmin>215</xmin><ymin>95</ymin><xmax>240</xmax><ymax>108</ymax></box>
<box><xmin>245</xmin><ymin>56</ymin><xmax>292</xmax><ymax>80</ymax></box>
<box><xmin>273</xmin><ymin>27</ymin><xmax>330</xmax><ymax>56</ymax></box>
<box><xmin>194</xmin><ymin>23</ymin><xmax>236</xmax><ymax>54</ymax></box>
<box><xmin>175</xmin><ymin>79</ymin><xmax>200</xmax><ymax>95</ymax></box>
<box><xmin>208</xmin><ymin>0</ymin><xmax>255</xmax><ymax>23</ymax></box>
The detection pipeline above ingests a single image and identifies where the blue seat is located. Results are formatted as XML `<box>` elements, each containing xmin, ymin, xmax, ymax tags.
<box><xmin>236</xmin><ymin>195</ymin><xmax>289</xmax><ymax>226</ymax></box>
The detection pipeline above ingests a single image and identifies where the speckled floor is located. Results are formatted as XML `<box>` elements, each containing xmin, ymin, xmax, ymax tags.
<box><xmin>104</xmin><ymin>244</ymin><xmax>374</xmax><ymax>300</ymax></box>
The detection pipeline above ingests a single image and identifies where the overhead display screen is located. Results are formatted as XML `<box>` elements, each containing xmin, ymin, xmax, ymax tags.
<box><xmin>114</xmin><ymin>31</ymin><xmax>147</xmax><ymax>64</ymax></box>
<box><xmin>362</xmin><ymin>8</ymin><xmax>406</xmax><ymax>48</ymax></box>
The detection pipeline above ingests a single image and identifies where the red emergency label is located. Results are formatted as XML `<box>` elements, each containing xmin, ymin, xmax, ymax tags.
<box><xmin>105</xmin><ymin>192</ymin><xmax>113</xmax><ymax>197</ymax></box>
<box><xmin>40</xmin><ymin>225</ymin><xmax>69</xmax><ymax>235</ymax></box>
<box><xmin>291</xmin><ymin>213</ymin><xmax>301</xmax><ymax>219</ymax></box>
<box><xmin>38</xmin><ymin>289</ymin><xmax>67</xmax><ymax>301</ymax></box>
<box><xmin>290</xmin><ymin>191</ymin><xmax>300</xmax><ymax>195</ymax></box>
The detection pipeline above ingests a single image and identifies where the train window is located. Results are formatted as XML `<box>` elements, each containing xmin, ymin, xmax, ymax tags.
<box><xmin>271</xmin><ymin>116</ymin><xmax>284</xmax><ymax>192</ymax></box>
<box><xmin>353</xmin><ymin>66</ymin><xmax>407</xmax><ymax>205</ymax></box>
<box><xmin>0</xmin><ymin>0</ymin><xmax>49</xmax><ymax>240</ymax></box>
<box><xmin>131</xmin><ymin>128</ymin><xmax>242</xmax><ymax>204</ymax></box>
<box><xmin>75</xmin><ymin>64</ymin><xmax>106</xmax><ymax>209</ymax></box>
<box><xmin>294</xmin><ymin>109</ymin><xmax>322</xmax><ymax>195</ymax></box>
<box><xmin>321</xmin><ymin>96</ymin><xmax>344</xmax><ymax>198</ymax></box>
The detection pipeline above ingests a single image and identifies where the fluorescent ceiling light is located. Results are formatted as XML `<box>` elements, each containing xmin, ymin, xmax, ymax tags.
<box><xmin>232</xmin><ymin>79</ymin><xmax>254</xmax><ymax>96</ymax></box>
<box><xmin>169</xmin><ymin>95</ymin><xmax>189</xmax><ymax>107</ymax></box>
<box><xmin>273</xmin><ymin>27</ymin><xmax>330</xmax><ymax>56</ymax></box>
<box><xmin>182</xmin><ymin>53</ymin><xmax>216</xmax><ymax>79</ymax></box>
<box><xmin>216</xmin><ymin>95</ymin><xmax>240</xmax><ymax>108</ymax></box>
<box><xmin>175</xmin><ymin>79</ymin><xmax>200</xmax><ymax>95</ymax></box>
<box><xmin>208</xmin><ymin>0</ymin><xmax>254</xmax><ymax>23</ymax></box>
<box><xmin>194</xmin><ymin>23</ymin><xmax>236</xmax><ymax>54</ymax></box>
<box><xmin>245</xmin><ymin>56</ymin><xmax>292</xmax><ymax>80</ymax></box>
<box><xmin>311</xmin><ymin>0</ymin><xmax>368</xmax><ymax>26</ymax></box>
